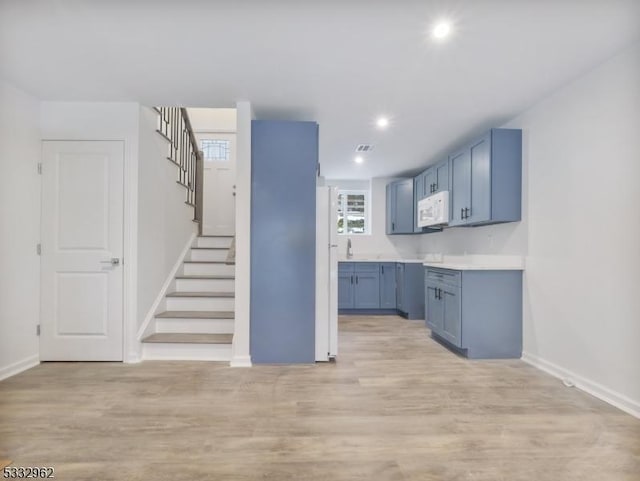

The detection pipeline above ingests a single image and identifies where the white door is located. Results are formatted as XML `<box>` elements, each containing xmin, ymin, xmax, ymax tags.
<box><xmin>40</xmin><ymin>141</ymin><xmax>124</xmax><ymax>361</ymax></box>
<box><xmin>197</xmin><ymin>133</ymin><xmax>236</xmax><ymax>235</ymax></box>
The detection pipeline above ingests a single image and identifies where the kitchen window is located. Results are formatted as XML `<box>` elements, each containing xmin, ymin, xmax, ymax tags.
<box><xmin>337</xmin><ymin>190</ymin><xmax>369</xmax><ymax>235</ymax></box>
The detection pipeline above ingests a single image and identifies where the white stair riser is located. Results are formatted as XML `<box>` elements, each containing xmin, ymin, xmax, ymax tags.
<box><xmin>142</xmin><ymin>342</ymin><xmax>232</xmax><ymax>361</ymax></box>
<box><xmin>175</xmin><ymin>278</ymin><xmax>235</xmax><ymax>292</ymax></box>
<box><xmin>156</xmin><ymin>318</ymin><xmax>234</xmax><ymax>334</ymax></box>
<box><xmin>196</xmin><ymin>237</ymin><xmax>233</xmax><ymax>248</ymax></box>
<box><xmin>190</xmin><ymin>249</ymin><xmax>229</xmax><ymax>262</ymax></box>
<box><xmin>183</xmin><ymin>263</ymin><xmax>235</xmax><ymax>276</ymax></box>
<box><xmin>166</xmin><ymin>297</ymin><xmax>235</xmax><ymax>311</ymax></box>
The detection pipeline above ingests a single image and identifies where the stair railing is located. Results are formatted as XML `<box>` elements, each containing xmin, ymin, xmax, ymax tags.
<box><xmin>155</xmin><ymin>107</ymin><xmax>204</xmax><ymax>229</ymax></box>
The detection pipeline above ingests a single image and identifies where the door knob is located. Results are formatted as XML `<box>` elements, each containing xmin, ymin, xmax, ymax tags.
<box><xmin>100</xmin><ymin>258</ymin><xmax>120</xmax><ymax>266</ymax></box>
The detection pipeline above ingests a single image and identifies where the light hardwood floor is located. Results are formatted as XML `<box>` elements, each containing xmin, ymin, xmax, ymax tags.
<box><xmin>1</xmin><ymin>316</ymin><xmax>639</xmax><ymax>480</ymax></box>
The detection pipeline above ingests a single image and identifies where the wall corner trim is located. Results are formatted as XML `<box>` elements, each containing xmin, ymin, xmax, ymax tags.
<box><xmin>230</xmin><ymin>355</ymin><xmax>252</xmax><ymax>368</ymax></box>
<box><xmin>521</xmin><ymin>351</ymin><xmax>640</xmax><ymax>419</ymax></box>
<box><xmin>136</xmin><ymin>231</ymin><xmax>197</xmax><ymax>341</ymax></box>
<box><xmin>0</xmin><ymin>355</ymin><xmax>40</xmax><ymax>381</ymax></box>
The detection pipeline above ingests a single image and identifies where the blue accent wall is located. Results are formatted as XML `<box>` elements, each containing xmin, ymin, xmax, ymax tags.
<box><xmin>250</xmin><ymin>120</ymin><xmax>318</xmax><ymax>363</ymax></box>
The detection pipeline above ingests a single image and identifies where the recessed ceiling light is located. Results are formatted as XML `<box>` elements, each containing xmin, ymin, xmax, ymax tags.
<box><xmin>354</xmin><ymin>156</ymin><xmax>364</xmax><ymax>164</ymax></box>
<box><xmin>432</xmin><ymin>21</ymin><xmax>451</xmax><ymax>39</ymax></box>
<box><xmin>376</xmin><ymin>116</ymin><xmax>390</xmax><ymax>129</ymax></box>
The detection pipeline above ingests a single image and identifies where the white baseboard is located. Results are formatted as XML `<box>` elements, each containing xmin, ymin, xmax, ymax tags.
<box><xmin>136</xmin><ymin>232</ymin><xmax>197</xmax><ymax>341</ymax></box>
<box><xmin>0</xmin><ymin>355</ymin><xmax>40</xmax><ymax>381</ymax></box>
<box><xmin>230</xmin><ymin>355</ymin><xmax>252</xmax><ymax>367</ymax></box>
<box><xmin>125</xmin><ymin>352</ymin><xmax>142</xmax><ymax>364</ymax></box>
<box><xmin>521</xmin><ymin>351</ymin><xmax>640</xmax><ymax>419</ymax></box>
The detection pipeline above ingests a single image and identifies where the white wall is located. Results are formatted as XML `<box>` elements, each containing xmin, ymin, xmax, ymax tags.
<box><xmin>515</xmin><ymin>45</ymin><xmax>640</xmax><ymax>416</ymax></box>
<box><xmin>40</xmin><ymin>101</ymin><xmax>141</xmax><ymax>361</ymax></box>
<box><xmin>416</xmin><ymin>44</ymin><xmax>640</xmax><ymax>416</ymax></box>
<box><xmin>329</xmin><ymin>177</ymin><xmax>419</xmax><ymax>259</ymax></box>
<box><xmin>187</xmin><ymin>108</ymin><xmax>237</xmax><ymax>132</ymax></box>
<box><xmin>136</xmin><ymin>106</ymin><xmax>197</xmax><ymax>333</ymax></box>
<box><xmin>231</xmin><ymin>101</ymin><xmax>252</xmax><ymax>367</ymax></box>
<box><xmin>0</xmin><ymin>80</ymin><xmax>42</xmax><ymax>379</ymax></box>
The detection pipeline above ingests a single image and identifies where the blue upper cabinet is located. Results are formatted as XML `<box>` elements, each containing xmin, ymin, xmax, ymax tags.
<box><xmin>385</xmin><ymin>183</ymin><xmax>395</xmax><ymax>234</ymax></box>
<box><xmin>449</xmin><ymin>128</ymin><xmax>522</xmax><ymax>227</ymax></box>
<box><xmin>423</xmin><ymin>168</ymin><xmax>436</xmax><ymax>196</ymax></box>
<box><xmin>386</xmin><ymin>179</ymin><xmax>414</xmax><ymax>235</ymax></box>
<box><xmin>419</xmin><ymin>160</ymin><xmax>448</xmax><ymax>197</ymax></box>
<box><xmin>413</xmin><ymin>166</ymin><xmax>445</xmax><ymax>234</ymax></box>
<box><xmin>434</xmin><ymin>159</ymin><xmax>449</xmax><ymax>194</ymax></box>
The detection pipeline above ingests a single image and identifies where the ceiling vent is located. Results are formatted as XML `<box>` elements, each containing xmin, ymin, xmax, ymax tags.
<box><xmin>355</xmin><ymin>144</ymin><xmax>373</xmax><ymax>153</ymax></box>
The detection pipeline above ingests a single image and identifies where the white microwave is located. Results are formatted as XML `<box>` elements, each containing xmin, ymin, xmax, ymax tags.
<box><xmin>417</xmin><ymin>191</ymin><xmax>449</xmax><ymax>227</ymax></box>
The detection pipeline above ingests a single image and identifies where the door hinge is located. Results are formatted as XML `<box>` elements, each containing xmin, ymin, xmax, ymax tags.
<box><xmin>37</xmin><ymin>243</ymin><xmax>41</xmax><ymax>255</ymax></box>
<box><xmin>36</xmin><ymin>325</ymin><xmax>41</xmax><ymax>336</ymax></box>
<box><xmin>37</xmin><ymin>163</ymin><xmax>42</xmax><ymax>175</ymax></box>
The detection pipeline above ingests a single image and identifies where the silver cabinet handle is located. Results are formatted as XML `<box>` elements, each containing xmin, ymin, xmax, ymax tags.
<box><xmin>100</xmin><ymin>258</ymin><xmax>120</xmax><ymax>266</ymax></box>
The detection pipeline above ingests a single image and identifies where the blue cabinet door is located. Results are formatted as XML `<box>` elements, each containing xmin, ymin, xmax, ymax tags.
<box><xmin>449</xmin><ymin>148</ymin><xmax>471</xmax><ymax>226</ymax></box>
<box><xmin>425</xmin><ymin>280</ymin><xmax>443</xmax><ymax>333</ymax></box>
<box><xmin>386</xmin><ymin>179</ymin><xmax>414</xmax><ymax>235</ymax></box>
<box><xmin>338</xmin><ymin>272</ymin><xmax>354</xmax><ymax>309</ymax></box>
<box><xmin>379</xmin><ymin>263</ymin><xmax>396</xmax><ymax>308</ymax></box>
<box><xmin>385</xmin><ymin>183</ymin><xmax>394</xmax><ymax>234</ymax></box>
<box><xmin>394</xmin><ymin>179</ymin><xmax>414</xmax><ymax>233</ymax></box>
<box><xmin>423</xmin><ymin>168</ymin><xmax>436</xmax><ymax>196</ymax></box>
<box><xmin>434</xmin><ymin>159</ymin><xmax>449</xmax><ymax>194</ymax></box>
<box><xmin>469</xmin><ymin>134</ymin><xmax>491</xmax><ymax>224</ymax></box>
<box><xmin>354</xmin><ymin>271</ymin><xmax>380</xmax><ymax>308</ymax></box>
<box><xmin>338</xmin><ymin>263</ymin><xmax>355</xmax><ymax>309</ymax></box>
<box><xmin>442</xmin><ymin>287</ymin><xmax>462</xmax><ymax>347</ymax></box>
<box><xmin>413</xmin><ymin>175</ymin><xmax>424</xmax><ymax>233</ymax></box>
<box><xmin>396</xmin><ymin>263</ymin><xmax>405</xmax><ymax>312</ymax></box>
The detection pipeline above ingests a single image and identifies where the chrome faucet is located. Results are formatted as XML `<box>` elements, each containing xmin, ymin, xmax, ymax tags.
<box><xmin>346</xmin><ymin>238</ymin><xmax>353</xmax><ymax>259</ymax></box>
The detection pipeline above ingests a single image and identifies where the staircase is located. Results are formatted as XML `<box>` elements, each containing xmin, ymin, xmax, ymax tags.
<box><xmin>141</xmin><ymin>234</ymin><xmax>236</xmax><ymax>361</ymax></box>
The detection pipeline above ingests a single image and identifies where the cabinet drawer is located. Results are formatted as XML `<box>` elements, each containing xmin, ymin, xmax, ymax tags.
<box><xmin>339</xmin><ymin>262</ymin><xmax>355</xmax><ymax>273</ymax></box>
<box><xmin>425</xmin><ymin>268</ymin><xmax>461</xmax><ymax>287</ymax></box>
<box><xmin>354</xmin><ymin>262</ymin><xmax>379</xmax><ymax>273</ymax></box>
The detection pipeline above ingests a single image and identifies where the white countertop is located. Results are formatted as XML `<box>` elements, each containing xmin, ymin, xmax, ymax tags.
<box><xmin>338</xmin><ymin>255</ymin><xmax>524</xmax><ymax>270</ymax></box>
<box><xmin>422</xmin><ymin>255</ymin><xmax>524</xmax><ymax>271</ymax></box>
<box><xmin>338</xmin><ymin>257</ymin><xmax>425</xmax><ymax>264</ymax></box>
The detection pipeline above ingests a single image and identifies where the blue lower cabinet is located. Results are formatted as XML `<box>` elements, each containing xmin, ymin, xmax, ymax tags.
<box><xmin>379</xmin><ymin>263</ymin><xmax>396</xmax><ymax>308</ymax></box>
<box><xmin>339</xmin><ymin>262</ymin><xmax>423</xmax><ymax>318</ymax></box>
<box><xmin>396</xmin><ymin>263</ymin><xmax>425</xmax><ymax>320</ymax></box>
<box><xmin>425</xmin><ymin>281</ymin><xmax>443</xmax><ymax>332</ymax></box>
<box><xmin>354</xmin><ymin>269</ymin><xmax>380</xmax><ymax>309</ymax></box>
<box><xmin>338</xmin><ymin>270</ymin><xmax>355</xmax><ymax>309</ymax></box>
<box><xmin>425</xmin><ymin>267</ymin><xmax>522</xmax><ymax>359</ymax></box>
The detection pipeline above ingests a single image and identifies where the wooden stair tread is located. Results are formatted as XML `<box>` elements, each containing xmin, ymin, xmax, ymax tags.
<box><xmin>183</xmin><ymin>260</ymin><xmax>229</xmax><ymax>264</ymax></box>
<box><xmin>166</xmin><ymin>291</ymin><xmax>234</xmax><ymax>298</ymax></box>
<box><xmin>142</xmin><ymin>333</ymin><xmax>233</xmax><ymax>344</ymax></box>
<box><xmin>175</xmin><ymin>275</ymin><xmax>235</xmax><ymax>280</ymax></box>
<box><xmin>156</xmin><ymin>310</ymin><xmax>235</xmax><ymax>319</ymax></box>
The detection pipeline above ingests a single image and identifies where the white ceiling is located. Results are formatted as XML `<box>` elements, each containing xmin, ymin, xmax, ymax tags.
<box><xmin>1</xmin><ymin>0</ymin><xmax>639</xmax><ymax>178</ymax></box>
